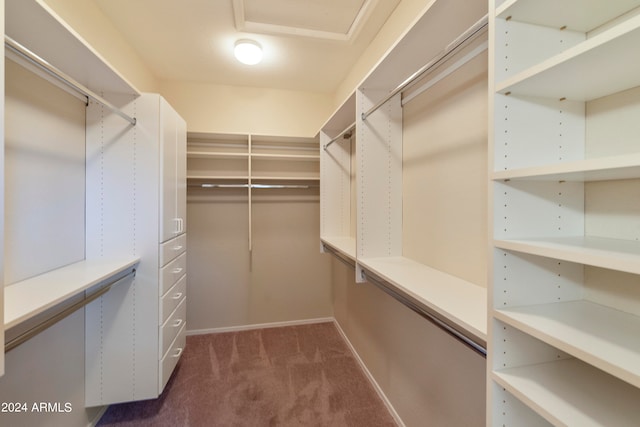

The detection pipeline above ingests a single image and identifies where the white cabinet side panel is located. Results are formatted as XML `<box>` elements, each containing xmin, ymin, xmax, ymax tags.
<box><xmin>160</xmin><ymin>97</ymin><xmax>178</xmax><ymax>242</ymax></box>
<box><xmin>356</xmin><ymin>89</ymin><xmax>402</xmax><ymax>260</ymax></box>
<box><xmin>85</xmin><ymin>94</ymin><xmax>161</xmax><ymax>405</ymax></box>
<box><xmin>320</xmin><ymin>131</ymin><xmax>352</xmax><ymax>238</ymax></box>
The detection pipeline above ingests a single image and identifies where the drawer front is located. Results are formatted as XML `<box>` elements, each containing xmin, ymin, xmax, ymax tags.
<box><xmin>160</xmin><ymin>252</ymin><xmax>186</xmax><ymax>295</ymax></box>
<box><xmin>160</xmin><ymin>234</ymin><xmax>187</xmax><ymax>267</ymax></box>
<box><xmin>161</xmin><ymin>297</ymin><xmax>186</xmax><ymax>357</ymax></box>
<box><xmin>160</xmin><ymin>322</ymin><xmax>186</xmax><ymax>393</ymax></box>
<box><xmin>161</xmin><ymin>274</ymin><xmax>187</xmax><ymax>324</ymax></box>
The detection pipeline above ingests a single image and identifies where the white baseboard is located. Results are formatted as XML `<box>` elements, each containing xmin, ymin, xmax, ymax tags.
<box><xmin>186</xmin><ymin>317</ymin><xmax>335</xmax><ymax>336</ymax></box>
<box><xmin>332</xmin><ymin>319</ymin><xmax>405</xmax><ymax>427</ymax></box>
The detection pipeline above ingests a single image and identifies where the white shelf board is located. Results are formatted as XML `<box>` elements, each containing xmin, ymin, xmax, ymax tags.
<box><xmin>6</xmin><ymin>0</ymin><xmax>139</xmax><ymax>96</ymax></box>
<box><xmin>187</xmin><ymin>175</ymin><xmax>249</xmax><ymax>180</ymax></box>
<box><xmin>321</xmin><ymin>236</ymin><xmax>357</xmax><ymax>261</ymax></box>
<box><xmin>492</xmin><ymin>153</ymin><xmax>640</xmax><ymax>181</ymax></box>
<box><xmin>496</xmin><ymin>0</ymin><xmax>640</xmax><ymax>32</ymax></box>
<box><xmin>493</xmin><ymin>358</ymin><xmax>640</xmax><ymax>427</ymax></box>
<box><xmin>495</xmin><ymin>300</ymin><xmax>640</xmax><ymax>389</ymax></box>
<box><xmin>251</xmin><ymin>176</ymin><xmax>319</xmax><ymax>181</ymax></box>
<box><xmin>496</xmin><ymin>14</ymin><xmax>640</xmax><ymax>101</ymax></box>
<box><xmin>494</xmin><ymin>236</ymin><xmax>640</xmax><ymax>275</ymax></box>
<box><xmin>5</xmin><ymin>257</ymin><xmax>140</xmax><ymax>329</ymax></box>
<box><xmin>251</xmin><ymin>153</ymin><xmax>320</xmax><ymax>161</ymax></box>
<box><xmin>187</xmin><ymin>151</ymin><xmax>249</xmax><ymax>160</ymax></box>
<box><xmin>358</xmin><ymin>256</ymin><xmax>487</xmax><ymax>341</ymax></box>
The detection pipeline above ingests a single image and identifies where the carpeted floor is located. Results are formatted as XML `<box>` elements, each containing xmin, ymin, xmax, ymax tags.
<box><xmin>97</xmin><ymin>322</ymin><xmax>398</xmax><ymax>426</ymax></box>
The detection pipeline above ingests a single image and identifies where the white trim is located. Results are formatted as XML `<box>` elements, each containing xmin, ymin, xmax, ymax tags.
<box><xmin>186</xmin><ymin>317</ymin><xmax>335</xmax><ymax>335</ymax></box>
<box><xmin>231</xmin><ymin>0</ymin><xmax>378</xmax><ymax>41</ymax></box>
<box><xmin>332</xmin><ymin>319</ymin><xmax>406</xmax><ymax>427</ymax></box>
<box><xmin>88</xmin><ymin>405</ymin><xmax>108</xmax><ymax>427</ymax></box>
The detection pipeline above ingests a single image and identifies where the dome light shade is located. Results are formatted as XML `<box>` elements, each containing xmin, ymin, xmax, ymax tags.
<box><xmin>234</xmin><ymin>40</ymin><xmax>263</xmax><ymax>65</ymax></box>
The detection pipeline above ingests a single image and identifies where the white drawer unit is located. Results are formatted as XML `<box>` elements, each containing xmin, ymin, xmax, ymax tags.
<box><xmin>160</xmin><ymin>297</ymin><xmax>186</xmax><ymax>357</ymax></box>
<box><xmin>161</xmin><ymin>252</ymin><xmax>186</xmax><ymax>295</ymax></box>
<box><xmin>160</xmin><ymin>234</ymin><xmax>187</xmax><ymax>267</ymax></box>
<box><xmin>160</xmin><ymin>322</ymin><xmax>186</xmax><ymax>392</ymax></box>
<box><xmin>161</xmin><ymin>274</ymin><xmax>186</xmax><ymax>324</ymax></box>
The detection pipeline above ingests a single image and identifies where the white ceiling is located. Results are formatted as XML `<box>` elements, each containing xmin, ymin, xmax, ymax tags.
<box><xmin>93</xmin><ymin>0</ymin><xmax>401</xmax><ymax>93</ymax></box>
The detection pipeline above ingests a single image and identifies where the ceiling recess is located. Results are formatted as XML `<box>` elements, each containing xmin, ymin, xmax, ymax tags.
<box><xmin>232</xmin><ymin>0</ymin><xmax>376</xmax><ymax>41</ymax></box>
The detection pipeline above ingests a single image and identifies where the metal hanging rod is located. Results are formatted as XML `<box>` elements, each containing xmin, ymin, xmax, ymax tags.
<box><xmin>362</xmin><ymin>270</ymin><xmax>487</xmax><ymax>357</ymax></box>
<box><xmin>361</xmin><ymin>14</ymin><xmax>488</xmax><ymax>121</ymax></box>
<box><xmin>5</xmin><ymin>268</ymin><xmax>136</xmax><ymax>352</ymax></box>
<box><xmin>323</xmin><ymin>244</ymin><xmax>486</xmax><ymax>356</ymax></box>
<box><xmin>190</xmin><ymin>183</ymin><xmax>318</xmax><ymax>189</ymax></box>
<box><xmin>4</xmin><ymin>36</ymin><xmax>137</xmax><ymax>126</ymax></box>
<box><xmin>323</xmin><ymin>122</ymin><xmax>356</xmax><ymax>150</ymax></box>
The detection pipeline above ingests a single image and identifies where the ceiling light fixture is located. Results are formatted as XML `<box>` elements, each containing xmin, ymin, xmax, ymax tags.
<box><xmin>234</xmin><ymin>39</ymin><xmax>263</xmax><ymax>65</ymax></box>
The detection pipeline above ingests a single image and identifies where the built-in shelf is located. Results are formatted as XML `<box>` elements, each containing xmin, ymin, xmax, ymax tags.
<box><xmin>252</xmin><ymin>175</ymin><xmax>319</xmax><ymax>181</ymax></box>
<box><xmin>357</xmin><ymin>256</ymin><xmax>487</xmax><ymax>343</ymax></box>
<box><xmin>495</xmin><ymin>0</ymin><xmax>640</xmax><ymax>32</ymax></box>
<box><xmin>496</xmin><ymin>14</ymin><xmax>640</xmax><ymax>101</ymax></box>
<box><xmin>494</xmin><ymin>236</ymin><xmax>640</xmax><ymax>275</ymax></box>
<box><xmin>494</xmin><ymin>300</ymin><xmax>640</xmax><ymax>389</ymax></box>
<box><xmin>187</xmin><ymin>151</ymin><xmax>249</xmax><ymax>160</ymax></box>
<box><xmin>6</xmin><ymin>0</ymin><xmax>139</xmax><ymax>96</ymax></box>
<box><xmin>5</xmin><ymin>257</ymin><xmax>139</xmax><ymax>329</ymax></box>
<box><xmin>493</xmin><ymin>358</ymin><xmax>640</xmax><ymax>426</ymax></box>
<box><xmin>492</xmin><ymin>153</ymin><xmax>640</xmax><ymax>181</ymax></box>
<box><xmin>321</xmin><ymin>237</ymin><xmax>356</xmax><ymax>261</ymax></box>
<box><xmin>252</xmin><ymin>153</ymin><xmax>319</xmax><ymax>161</ymax></box>
<box><xmin>187</xmin><ymin>175</ymin><xmax>249</xmax><ymax>180</ymax></box>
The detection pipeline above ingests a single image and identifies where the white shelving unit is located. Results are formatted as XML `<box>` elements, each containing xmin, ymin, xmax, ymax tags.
<box><xmin>5</xmin><ymin>258</ymin><xmax>138</xmax><ymax>330</ymax></box>
<box><xmin>3</xmin><ymin>0</ymin><xmax>143</xmax><ymax>370</ymax></box>
<box><xmin>187</xmin><ymin>133</ymin><xmax>319</xmax><ymax>184</ymax></box>
<box><xmin>320</xmin><ymin>93</ymin><xmax>356</xmax><ymax>261</ymax></box>
<box><xmin>187</xmin><ymin>132</ymin><xmax>319</xmax><ymax>253</ymax></box>
<box><xmin>489</xmin><ymin>0</ymin><xmax>640</xmax><ymax>424</ymax></box>
<box><xmin>321</xmin><ymin>0</ymin><xmax>489</xmax><ymax>352</ymax></box>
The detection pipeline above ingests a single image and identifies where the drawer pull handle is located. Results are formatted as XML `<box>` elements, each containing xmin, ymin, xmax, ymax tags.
<box><xmin>173</xmin><ymin>245</ymin><xmax>183</xmax><ymax>251</ymax></box>
<box><xmin>172</xmin><ymin>267</ymin><xmax>183</xmax><ymax>275</ymax></box>
<box><xmin>172</xmin><ymin>347</ymin><xmax>183</xmax><ymax>358</ymax></box>
<box><xmin>172</xmin><ymin>319</ymin><xmax>183</xmax><ymax>328</ymax></box>
<box><xmin>172</xmin><ymin>292</ymin><xmax>183</xmax><ymax>300</ymax></box>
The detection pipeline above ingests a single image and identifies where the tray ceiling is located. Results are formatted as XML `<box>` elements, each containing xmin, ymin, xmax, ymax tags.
<box><xmin>93</xmin><ymin>0</ymin><xmax>400</xmax><ymax>93</ymax></box>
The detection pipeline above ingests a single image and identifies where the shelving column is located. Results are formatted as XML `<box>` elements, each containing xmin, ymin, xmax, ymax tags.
<box><xmin>488</xmin><ymin>0</ymin><xmax>640</xmax><ymax>425</ymax></box>
<box><xmin>355</xmin><ymin>89</ymin><xmax>402</xmax><ymax>282</ymax></box>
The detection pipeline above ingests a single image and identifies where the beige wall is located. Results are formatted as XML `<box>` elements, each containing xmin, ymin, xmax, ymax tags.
<box><xmin>186</xmin><ymin>190</ymin><xmax>332</xmax><ymax>331</ymax></box>
<box><xmin>160</xmin><ymin>80</ymin><xmax>333</xmax><ymax>137</ymax></box>
<box><xmin>332</xmin><ymin>259</ymin><xmax>486</xmax><ymax>427</ymax></box>
<box><xmin>42</xmin><ymin>0</ymin><xmax>159</xmax><ymax>93</ymax></box>
<box><xmin>42</xmin><ymin>0</ymin><xmax>438</xmax><ymax>137</ymax></box>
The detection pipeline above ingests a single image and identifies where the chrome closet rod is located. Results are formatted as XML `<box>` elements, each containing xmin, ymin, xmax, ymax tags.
<box><xmin>192</xmin><ymin>183</ymin><xmax>318</xmax><ymax>189</ymax></box>
<box><xmin>4</xmin><ymin>36</ymin><xmax>137</xmax><ymax>126</ymax></box>
<box><xmin>362</xmin><ymin>270</ymin><xmax>487</xmax><ymax>357</ymax></box>
<box><xmin>323</xmin><ymin>122</ymin><xmax>356</xmax><ymax>150</ymax></box>
<box><xmin>361</xmin><ymin>14</ymin><xmax>488</xmax><ymax>121</ymax></box>
<box><xmin>5</xmin><ymin>268</ymin><xmax>136</xmax><ymax>352</ymax></box>
<box><xmin>322</xmin><ymin>245</ymin><xmax>486</xmax><ymax>357</ymax></box>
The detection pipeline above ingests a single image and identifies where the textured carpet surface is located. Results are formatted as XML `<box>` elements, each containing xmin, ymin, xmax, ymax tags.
<box><xmin>97</xmin><ymin>322</ymin><xmax>398</xmax><ymax>426</ymax></box>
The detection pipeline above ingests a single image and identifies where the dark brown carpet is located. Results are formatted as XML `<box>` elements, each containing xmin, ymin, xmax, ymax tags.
<box><xmin>97</xmin><ymin>322</ymin><xmax>398</xmax><ymax>427</ymax></box>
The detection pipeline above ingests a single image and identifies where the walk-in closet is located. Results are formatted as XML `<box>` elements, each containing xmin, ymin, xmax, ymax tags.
<box><xmin>1</xmin><ymin>0</ymin><xmax>639</xmax><ymax>426</ymax></box>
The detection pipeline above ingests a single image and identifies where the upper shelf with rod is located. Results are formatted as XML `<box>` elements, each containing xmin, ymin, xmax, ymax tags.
<box><xmin>6</xmin><ymin>0</ymin><xmax>140</xmax><ymax>99</ymax></box>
